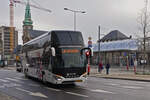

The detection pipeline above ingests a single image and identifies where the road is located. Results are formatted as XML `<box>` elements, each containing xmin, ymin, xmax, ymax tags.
<box><xmin>0</xmin><ymin>69</ymin><xmax>150</xmax><ymax>100</ymax></box>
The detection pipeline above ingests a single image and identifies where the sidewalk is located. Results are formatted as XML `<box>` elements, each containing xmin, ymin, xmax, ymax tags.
<box><xmin>0</xmin><ymin>66</ymin><xmax>16</xmax><ymax>70</ymax></box>
<box><xmin>90</xmin><ymin>66</ymin><xmax>150</xmax><ymax>82</ymax></box>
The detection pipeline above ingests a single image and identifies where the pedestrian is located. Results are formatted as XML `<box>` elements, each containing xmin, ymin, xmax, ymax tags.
<box><xmin>98</xmin><ymin>61</ymin><xmax>103</xmax><ymax>73</ymax></box>
<box><xmin>106</xmin><ymin>62</ymin><xmax>110</xmax><ymax>75</ymax></box>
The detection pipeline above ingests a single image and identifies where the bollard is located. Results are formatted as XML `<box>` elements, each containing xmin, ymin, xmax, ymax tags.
<box><xmin>134</xmin><ymin>66</ymin><xmax>136</xmax><ymax>74</ymax></box>
<box><xmin>126</xmin><ymin>64</ymin><xmax>129</xmax><ymax>71</ymax></box>
<box><xmin>87</xmin><ymin>64</ymin><xmax>90</xmax><ymax>75</ymax></box>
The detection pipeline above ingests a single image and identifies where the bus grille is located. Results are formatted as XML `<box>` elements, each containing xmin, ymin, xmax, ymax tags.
<box><xmin>65</xmin><ymin>74</ymin><xmax>80</xmax><ymax>78</ymax></box>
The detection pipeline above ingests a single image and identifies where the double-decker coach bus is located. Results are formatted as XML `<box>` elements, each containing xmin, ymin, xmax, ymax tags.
<box><xmin>22</xmin><ymin>30</ymin><xmax>90</xmax><ymax>84</ymax></box>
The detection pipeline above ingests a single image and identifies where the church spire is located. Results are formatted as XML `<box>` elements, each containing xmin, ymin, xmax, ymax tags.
<box><xmin>23</xmin><ymin>0</ymin><xmax>33</xmax><ymax>26</ymax></box>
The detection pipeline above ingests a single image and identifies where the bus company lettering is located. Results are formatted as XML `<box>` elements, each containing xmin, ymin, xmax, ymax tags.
<box><xmin>66</xmin><ymin>73</ymin><xmax>77</xmax><ymax>78</ymax></box>
<box><xmin>62</xmin><ymin>49</ymin><xmax>79</xmax><ymax>53</ymax></box>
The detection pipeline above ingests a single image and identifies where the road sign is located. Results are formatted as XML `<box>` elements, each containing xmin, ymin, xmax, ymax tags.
<box><xmin>88</xmin><ymin>40</ymin><xmax>92</xmax><ymax>48</ymax></box>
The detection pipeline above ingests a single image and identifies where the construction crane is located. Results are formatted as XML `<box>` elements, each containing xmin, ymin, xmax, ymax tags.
<box><xmin>9</xmin><ymin>0</ymin><xmax>14</xmax><ymax>52</ymax></box>
<box><xmin>9</xmin><ymin>0</ymin><xmax>51</xmax><ymax>52</ymax></box>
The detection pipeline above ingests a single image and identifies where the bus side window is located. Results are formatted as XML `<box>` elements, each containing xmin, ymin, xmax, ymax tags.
<box><xmin>42</xmin><ymin>47</ymin><xmax>51</xmax><ymax>69</ymax></box>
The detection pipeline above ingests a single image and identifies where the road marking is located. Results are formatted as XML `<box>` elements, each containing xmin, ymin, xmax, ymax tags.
<box><xmin>29</xmin><ymin>84</ymin><xmax>40</xmax><ymax>87</ymax></box>
<box><xmin>65</xmin><ymin>92</ymin><xmax>88</xmax><ymax>98</ymax></box>
<box><xmin>5</xmin><ymin>78</ymin><xmax>24</xmax><ymax>83</ymax></box>
<box><xmin>14</xmin><ymin>77</ymin><xmax>28</xmax><ymax>80</ymax></box>
<box><xmin>0</xmin><ymin>86</ymin><xmax>5</xmax><ymax>88</ymax></box>
<box><xmin>0</xmin><ymin>79</ymin><xmax>9</xmax><ymax>82</ymax></box>
<box><xmin>3</xmin><ymin>83</ymin><xmax>21</xmax><ymax>88</ymax></box>
<box><xmin>46</xmin><ymin>87</ymin><xmax>61</xmax><ymax>92</ymax></box>
<box><xmin>137</xmin><ymin>82</ymin><xmax>148</xmax><ymax>84</ymax></box>
<box><xmin>30</xmin><ymin>92</ymin><xmax>48</xmax><ymax>98</ymax></box>
<box><xmin>90</xmin><ymin>89</ymin><xmax>115</xmax><ymax>94</ymax></box>
<box><xmin>108</xmin><ymin>83</ymin><xmax>119</xmax><ymax>86</ymax></box>
<box><xmin>16</xmin><ymin>87</ymin><xmax>48</xmax><ymax>98</ymax></box>
<box><xmin>16</xmin><ymin>87</ymin><xmax>31</xmax><ymax>93</ymax></box>
<box><xmin>121</xmin><ymin>86</ymin><xmax>143</xmax><ymax>89</ymax></box>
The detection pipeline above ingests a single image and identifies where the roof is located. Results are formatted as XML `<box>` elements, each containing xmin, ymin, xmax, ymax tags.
<box><xmin>28</xmin><ymin>30</ymin><xmax>48</xmax><ymax>39</ymax></box>
<box><xmin>93</xmin><ymin>39</ymin><xmax>138</xmax><ymax>52</ymax></box>
<box><xmin>101</xmin><ymin>30</ymin><xmax>130</xmax><ymax>42</ymax></box>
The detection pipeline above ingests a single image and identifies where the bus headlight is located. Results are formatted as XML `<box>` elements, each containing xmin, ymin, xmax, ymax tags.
<box><xmin>81</xmin><ymin>72</ymin><xmax>87</xmax><ymax>78</ymax></box>
<box><xmin>54</xmin><ymin>74</ymin><xmax>62</xmax><ymax>81</ymax></box>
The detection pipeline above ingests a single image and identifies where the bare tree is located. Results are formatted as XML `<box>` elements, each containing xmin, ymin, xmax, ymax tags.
<box><xmin>137</xmin><ymin>0</ymin><xmax>150</xmax><ymax>73</ymax></box>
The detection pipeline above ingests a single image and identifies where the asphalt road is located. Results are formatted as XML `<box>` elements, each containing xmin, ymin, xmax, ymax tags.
<box><xmin>0</xmin><ymin>69</ymin><xmax>150</xmax><ymax>100</ymax></box>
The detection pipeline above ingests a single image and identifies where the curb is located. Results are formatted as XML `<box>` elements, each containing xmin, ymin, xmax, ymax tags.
<box><xmin>90</xmin><ymin>75</ymin><xmax>150</xmax><ymax>82</ymax></box>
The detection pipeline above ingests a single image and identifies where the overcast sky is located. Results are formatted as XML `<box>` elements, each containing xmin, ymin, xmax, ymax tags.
<box><xmin>0</xmin><ymin>0</ymin><xmax>148</xmax><ymax>44</ymax></box>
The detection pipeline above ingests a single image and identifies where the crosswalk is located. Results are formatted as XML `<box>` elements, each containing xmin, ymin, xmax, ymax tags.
<box><xmin>0</xmin><ymin>76</ymin><xmax>149</xmax><ymax>99</ymax></box>
<box><xmin>0</xmin><ymin>76</ymin><xmax>148</xmax><ymax>90</ymax></box>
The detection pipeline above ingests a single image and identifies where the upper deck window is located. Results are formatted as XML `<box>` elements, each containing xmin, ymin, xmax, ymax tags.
<box><xmin>52</xmin><ymin>31</ymin><xmax>84</xmax><ymax>45</ymax></box>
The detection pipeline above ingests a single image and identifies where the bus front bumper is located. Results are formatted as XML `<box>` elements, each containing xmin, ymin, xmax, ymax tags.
<box><xmin>54</xmin><ymin>76</ymin><xmax>87</xmax><ymax>84</ymax></box>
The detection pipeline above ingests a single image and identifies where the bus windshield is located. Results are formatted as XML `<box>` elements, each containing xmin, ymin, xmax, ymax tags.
<box><xmin>51</xmin><ymin>31</ymin><xmax>84</xmax><ymax>45</ymax></box>
<box><xmin>53</xmin><ymin>53</ymin><xmax>86</xmax><ymax>68</ymax></box>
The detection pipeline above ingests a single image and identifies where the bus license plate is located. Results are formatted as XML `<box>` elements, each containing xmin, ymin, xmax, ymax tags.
<box><xmin>75</xmin><ymin>80</ymin><xmax>82</xmax><ymax>82</ymax></box>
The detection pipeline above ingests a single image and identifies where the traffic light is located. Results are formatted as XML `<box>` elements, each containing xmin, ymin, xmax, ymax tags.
<box><xmin>85</xmin><ymin>51</ymin><xmax>90</xmax><ymax>58</ymax></box>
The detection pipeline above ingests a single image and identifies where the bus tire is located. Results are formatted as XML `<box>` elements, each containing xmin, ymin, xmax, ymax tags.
<box><xmin>24</xmin><ymin>69</ymin><xmax>28</xmax><ymax>78</ymax></box>
<box><xmin>42</xmin><ymin>74</ymin><xmax>47</xmax><ymax>84</ymax></box>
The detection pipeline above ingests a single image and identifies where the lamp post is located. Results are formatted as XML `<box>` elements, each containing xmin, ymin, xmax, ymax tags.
<box><xmin>98</xmin><ymin>26</ymin><xmax>100</xmax><ymax>64</ymax></box>
<box><xmin>98</xmin><ymin>26</ymin><xmax>105</xmax><ymax>64</ymax></box>
<box><xmin>64</xmin><ymin>8</ymin><xmax>85</xmax><ymax>31</ymax></box>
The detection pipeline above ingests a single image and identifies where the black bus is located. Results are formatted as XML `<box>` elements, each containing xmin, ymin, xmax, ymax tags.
<box><xmin>22</xmin><ymin>30</ymin><xmax>90</xmax><ymax>84</ymax></box>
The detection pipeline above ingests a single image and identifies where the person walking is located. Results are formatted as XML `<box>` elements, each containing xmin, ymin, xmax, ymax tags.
<box><xmin>106</xmin><ymin>62</ymin><xmax>110</xmax><ymax>75</ymax></box>
<box><xmin>98</xmin><ymin>61</ymin><xmax>103</xmax><ymax>73</ymax></box>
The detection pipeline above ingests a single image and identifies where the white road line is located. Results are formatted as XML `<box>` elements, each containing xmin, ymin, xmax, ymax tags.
<box><xmin>3</xmin><ymin>83</ymin><xmax>21</xmax><ymax>88</ymax></box>
<box><xmin>65</xmin><ymin>92</ymin><xmax>88</xmax><ymax>98</ymax></box>
<box><xmin>5</xmin><ymin>78</ymin><xmax>24</xmax><ymax>83</ymax></box>
<box><xmin>16</xmin><ymin>87</ymin><xmax>31</xmax><ymax>93</ymax></box>
<box><xmin>45</xmin><ymin>87</ymin><xmax>61</xmax><ymax>92</ymax></box>
<box><xmin>14</xmin><ymin>77</ymin><xmax>28</xmax><ymax>80</ymax></box>
<box><xmin>29</xmin><ymin>84</ymin><xmax>40</xmax><ymax>87</ymax></box>
<box><xmin>16</xmin><ymin>87</ymin><xmax>48</xmax><ymax>98</ymax></box>
<box><xmin>90</xmin><ymin>89</ymin><xmax>115</xmax><ymax>94</ymax></box>
<box><xmin>137</xmin><ymin>82</ymin><xmax>148</xmax><ymax>84</ymax></box>
<box><xmin>0</xmin><ymin>79</ymin><xmax>9</xmax><ymax>82</ymax></box>
<box><xmin>108</xmin><ymin>83</ymin><xmax>119</xmax><ymax>86</ymax></box>
<box><xmin>121</xmin><ymin>86</ymin><xmax>143</xmax><ymax>89</ymax></box>
<box><xmin>0</xmin><ymin>86</ymin><xmax>5</xmax><ymax>88</ymax></box>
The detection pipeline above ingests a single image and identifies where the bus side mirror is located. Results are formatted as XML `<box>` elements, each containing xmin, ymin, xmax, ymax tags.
<box><xmin>51</xmin><ymin>47</ymin><xmax>56</xmax><ymax>56</ymax></box>
<box><xmin>80</xmin><ymin>48</ymin><xmax>92</xmax><ymax>58</ymax></box>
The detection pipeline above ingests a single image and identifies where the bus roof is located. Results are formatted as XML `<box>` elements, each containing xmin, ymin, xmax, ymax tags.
<box><xmin>23</xmin><ymin>30</ymin><xmax>82</xmax><ymax>46</ymax></box>
<box><xmin>23</xmin><ymin>32</ymin><xmax>50</xmax><ymax>46</ymax></box>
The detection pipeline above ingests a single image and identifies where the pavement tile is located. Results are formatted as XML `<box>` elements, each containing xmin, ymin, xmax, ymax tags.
<box><xmin>90</xmin><ymin>67</ymin><xmax>150</xmax><ymax>82</ymax></box>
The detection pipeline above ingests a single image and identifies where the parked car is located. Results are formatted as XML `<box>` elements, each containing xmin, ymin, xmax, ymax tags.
<box><xmin>16</xmin><ymin>61</ymin><xmax>23</xmax><ymax>72</ymax></box>
<box><xmin>0</xmin><ymin>60</ymin><xmax>5</xmax><ymax>67</ymax></box>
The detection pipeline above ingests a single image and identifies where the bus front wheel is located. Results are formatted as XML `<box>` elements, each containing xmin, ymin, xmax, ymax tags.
<box><xmin>42</xmin><ymin>74</ymin><xmax>47</xmax><ymax>84</ymax></box>
<box><xmin>24</xmin><ymin>69</ymin><xmax>28</xmax><ymax>78</ymax></box>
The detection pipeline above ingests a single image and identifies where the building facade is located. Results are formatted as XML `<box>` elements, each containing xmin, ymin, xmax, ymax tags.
<box><xmin>0</xmin><ymin>26</ymin><xmax>18</xmax><ymax>63</ymax></box>
<box><xmin>22</xmin><ymin>1</ymin><xmax>47</xmax><ymax>44</ymax></box>
<box><xmin>92</xmin><ymin>30</ymin><xmax>136</xmax><ymax>66</ymax></box>
<box><xmin>92</xmin><ymin>30</ymin><xmax>150</xmax><ymax>68</ymax></box>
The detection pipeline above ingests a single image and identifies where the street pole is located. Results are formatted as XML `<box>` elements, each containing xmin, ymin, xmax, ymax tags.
<box><xmin>98</xmin><ymin>25</ymin><xmax>100</xmax><ymax>64</ymax></box>
<box><xmin>74</xmin><ymin>12</ymin><xmax>76</xmax><ymax>31</ymax></box>
<box><xmin>64</xmin><ymin>8</ymin><xmax>85</xmax><ymax>31</ymax></box>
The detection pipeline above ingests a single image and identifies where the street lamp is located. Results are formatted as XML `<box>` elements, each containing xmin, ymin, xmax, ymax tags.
<box><xmin>98</xmin><ymin>26</ymin><xmax>105</xmax><ymax>64</ymax></box>
<box><xmin>64</xmin><ymin>8</ymin><xmax>85</xmax><ymax>31</ymax></box>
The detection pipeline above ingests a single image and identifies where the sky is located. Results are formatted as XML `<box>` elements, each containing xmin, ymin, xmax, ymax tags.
<box><xmin>0</xmin><ymin>0</ymin><xmax>148</xmax><ymax>45</ymax></box>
